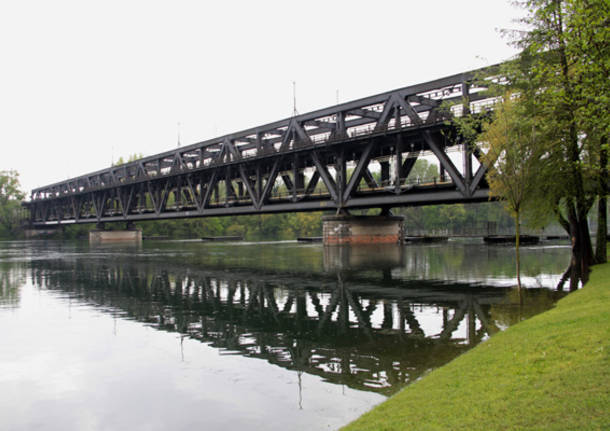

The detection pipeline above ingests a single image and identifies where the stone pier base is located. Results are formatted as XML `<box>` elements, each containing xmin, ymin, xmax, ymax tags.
<box><xmin>322</xmin><ymin>215</ymin><xmax>404</xmax><ymax>246</ymax></box>
<box><xmin>89</xmin><ymin>229</ymin><xmax>142</xmax><ymax>243</ymax></box>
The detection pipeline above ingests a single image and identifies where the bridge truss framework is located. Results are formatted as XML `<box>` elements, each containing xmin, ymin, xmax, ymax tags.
<box><xmin>27</xmin><ymin>66</ymin><xmax>499</xmax><ymax>226</ymax></box>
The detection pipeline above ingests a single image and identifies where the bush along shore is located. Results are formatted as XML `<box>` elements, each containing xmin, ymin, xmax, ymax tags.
<box><xmin>342</xmin><ymin>262</ymin><xmax>610</xmax><ymax>431</ymax></box>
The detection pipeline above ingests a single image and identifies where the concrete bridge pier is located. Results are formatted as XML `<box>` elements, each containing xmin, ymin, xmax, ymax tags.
<box><xmin>322</xmin><ymin>212</ymin><xmax>404</xmax><ymax>246</ymax></box>
<box><xmin>89</xmin><ymin>222</ymin><xmax>142</xmax><ymax>243</ymax></box>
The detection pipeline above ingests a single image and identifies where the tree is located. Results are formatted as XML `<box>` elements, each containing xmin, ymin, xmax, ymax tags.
<box><xmin>499</xmin><ymin>0</ymin><xmax>609</xmax><ymax>285</ymax></box>
<box><xmin>565</xmin><ymin>0</ymin><xmax>609</xmax><ymax>263</ymax></box>
<box><xmin>0</xmin><ymin>171</ymin><xmax>25</xmax><ymax>238</ymax></box>
<box><xmin>480</xmin><ymin>94</ymin><xmax>545</xmax><ymax>288</ymax></box>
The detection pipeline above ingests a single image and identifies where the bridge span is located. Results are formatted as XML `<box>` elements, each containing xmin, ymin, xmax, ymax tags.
<box><xmin>26</xmin><ymin>65</ymin><xmax>498</xmax><ymax>229</ymax></box>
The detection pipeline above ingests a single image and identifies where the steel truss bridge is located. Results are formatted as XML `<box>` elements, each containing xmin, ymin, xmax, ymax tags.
<box><xmin>26</xmin><ymin>65</ymin><xmax>499</xmax><ymax>226</ymax></box>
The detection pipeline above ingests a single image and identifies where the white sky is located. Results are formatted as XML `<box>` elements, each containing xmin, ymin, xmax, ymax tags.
<box><xmin>0</xmin><ymin>0</ymin><xmax>525</xmax><ymax>195</ymax></box>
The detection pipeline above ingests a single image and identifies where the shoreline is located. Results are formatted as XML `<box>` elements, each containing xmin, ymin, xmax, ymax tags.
<box><xmin>341</xmin><ymin>261</ymin><xmax>610</xmax><ymax>430</ymax></box>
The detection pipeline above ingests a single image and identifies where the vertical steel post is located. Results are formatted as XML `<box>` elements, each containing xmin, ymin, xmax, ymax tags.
<box><xmin>395</xmin><ymin>135</ymin><xmax>403</xmax><ymax>194</ymax></box>
<box><xmin>381</xmin><ymin>161</ymin><xmax>390</xmax><ymax>186</ymax></box>
<box><xmin>337</xmin><ymin>149</ymin><xmax>346</xmax><ymax>207</ymax></box>
<box><xmin>461</xmin><ymin>82</ymin><xmax>472</xmax><ymax>192</ymax></box>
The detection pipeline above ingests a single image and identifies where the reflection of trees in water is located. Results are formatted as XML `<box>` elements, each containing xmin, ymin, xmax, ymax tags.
<box><xmin>397</xmin><ymin>244</ymin><xmax>570</xmax><ymax>282</ymax></box>
<box><xmin>0</xmin><ymin>262</ymin><xmax>25</xmax><ymax>307</ymax></box>
<box><xmin>29</xmin><ymin>259</ymin><xmax>564</xmax><ymax>396</ymax></box>
<box><xmin>136</xmin><ymin>241</ymin><xmax>570</xmax><ymax>286</ymax></box>
<box><xmin>489</xmin><ymin>289</ymin><xmax>559</xmax><ymax>328</ymax></box>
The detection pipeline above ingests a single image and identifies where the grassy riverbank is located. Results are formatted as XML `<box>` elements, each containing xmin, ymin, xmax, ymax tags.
<box><xmin>342</xmin><ymin>262</ymin><xmax>610</xmax><ymax>431</ymax></box>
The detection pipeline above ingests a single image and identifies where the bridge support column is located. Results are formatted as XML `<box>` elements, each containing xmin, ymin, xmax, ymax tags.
<box><xmin>89</xmin><ymin>222</ymin><xmax>142</xmax><ymax>243</ymax></box>
<box><xmin>322</xmin><ymin>214</ymin><xmax>404</xmax><ymax>246</ymax></box>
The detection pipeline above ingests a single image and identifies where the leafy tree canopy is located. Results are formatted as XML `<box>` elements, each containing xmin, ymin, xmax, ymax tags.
<box><xmin>0</xmin><ymin>171</ymin><xmax>25</xmax><ymax>238</ymax></box>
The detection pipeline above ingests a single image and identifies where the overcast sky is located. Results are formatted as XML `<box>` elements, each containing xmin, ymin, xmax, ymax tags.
<box><xmin>1</xmin><ymin>0</ymin><xmax>526</xmax><ymax>195</ymax></box>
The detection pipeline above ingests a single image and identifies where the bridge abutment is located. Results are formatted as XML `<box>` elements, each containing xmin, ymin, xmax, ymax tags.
<box><xmin>322</xmin><ymin>214</ymin><xmax>404</xmax><ymax>246</ymax></box>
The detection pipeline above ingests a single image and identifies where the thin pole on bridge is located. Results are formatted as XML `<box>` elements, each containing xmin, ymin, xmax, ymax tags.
<box><xmin>292</xmin><ymin>81</ymin><xmax>298</xmax><ymax>117</ymax></box>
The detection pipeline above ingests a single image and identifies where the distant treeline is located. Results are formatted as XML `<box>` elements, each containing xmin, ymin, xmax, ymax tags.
<box><xmin>64</xmin><ymin>212</ymin><xmax>324</xmax><ymax>240</ymax></box>
<box><xmin>60</xmin><ymin>201</ymin><xmax>520</xmax><ymax>240</ymax></box>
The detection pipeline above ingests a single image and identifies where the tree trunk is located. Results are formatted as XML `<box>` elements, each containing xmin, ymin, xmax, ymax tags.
<box><xmin>515</xmin><ymin>211</ymin><xmax>521</xmax><ymax>290</ymax></box>
<box><xmin>567</xmin><ymin>201</ymin><xmax>594</xmax><ymax>287</ymax></box>
<box><xmin>568</xmin><ymin>259</ymin><xmax>581</xmax><ymax>292</ymax></box>
<box><xmin>595</xmin><ymin>136</ymin><xmax>608</xmax><ymax>263</ymax></box>
<box><xmin>556</xmin><ymin>265</ymin><xmax>570</xmax><ymax>291</ymax></box>
<box><xmin>596</xmin><ymin>196</ymin><xmax>608</xmax><ymax>263</ymax></box>
<box><xmin>555</xmin><ymin>13</ymin><xmax>594</xmax><ymax>282</ymax></box>
<box><xmin>577</xmin><ymin>215</ymin><xmax>593</xmax><ymax>283</ymax></box>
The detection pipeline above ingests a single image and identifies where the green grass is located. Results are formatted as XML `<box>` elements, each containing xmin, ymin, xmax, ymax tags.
<box><xmin>342</xmin><ymin>263</ymin><xmax>610</xmax><ymax>431</ymax></box>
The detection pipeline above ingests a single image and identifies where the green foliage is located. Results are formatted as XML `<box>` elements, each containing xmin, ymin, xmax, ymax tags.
<box><xmin>512</xmin><ymin>0</ymin><xmax>609</xmax><ymax>143</ymax></box>
<box><xmin>480</xmin><ymin>94</ymin><xmax>551</xmax><ymax>286</ymax></box>
<box><xmin>406</xmin><ymin>159</ymin><xmax>439</xmax><ymax>183</ymax></box>
<box><xmin>113</xmin><ymin>153</ymin><xmax>144</xmax><ymax>166</ymax></box>
<box><xmin>62</xmin><ymin>224</ymin><xmax>90</xmax><ymax>239</ymax></box>
<box><xmin>118</xmin><ymin>200</ymin><xmax>521</xmax><ymax>241</ymax></box>
<box><xmin>0</xmin><ymin>171</ymin><xmax>24</xmax><ymax>202</ymax></box>
<box><xmin>508</xmin><ymin>0</ymin><xmax>608</xmax><ymax>207</ymax></box>
<box><xmin>0</xmin><ymin>171</ymin><xmax>25</xmax><ymax>239</ymax></box>
<box><xmin>131</xmin><ymin>212</ymin><xmax>325</xmax><ymax>241</ymax></box>
<box><xmin>448</xmin><ymin>0</ymin><xmax>609</xmax><ymax>277</ymax></box>
<box><xmin>480</xmin><ymin>95</ymin><xmax>543</xmax><ymax>219</ymax></box>
<box><xmin>396</xmin><ymin>202</ymin><xmax>516</xmax><ymax>235</ymax></box>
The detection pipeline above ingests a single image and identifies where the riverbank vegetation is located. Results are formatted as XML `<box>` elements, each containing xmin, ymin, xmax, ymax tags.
<box><xmin>341</xmin><ymin>260</ymin><xmax>610</xmax><ymax>430</ymax></box>
<box><xmin>463</xmin><ymin>0</ymin><xmax>609</xmax><ymax>287</ymax></box>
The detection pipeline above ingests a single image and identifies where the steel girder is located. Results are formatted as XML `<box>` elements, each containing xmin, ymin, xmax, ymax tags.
<box><xmin>26</xmin><ymin>65</ymin><xmax>499</xmax><ymax>226</ymax></box>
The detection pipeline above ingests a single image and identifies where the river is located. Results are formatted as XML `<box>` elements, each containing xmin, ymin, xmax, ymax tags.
<box><xmin>0</xmin><ymin>239</ymin><xmax>571</xmax><ymax>430</ymax></box>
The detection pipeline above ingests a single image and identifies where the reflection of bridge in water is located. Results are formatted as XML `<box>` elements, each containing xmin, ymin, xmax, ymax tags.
<box><xmin>29</xmin><ymin>250</ymin><xmax>562</xmax><ymax>395</ymax></box>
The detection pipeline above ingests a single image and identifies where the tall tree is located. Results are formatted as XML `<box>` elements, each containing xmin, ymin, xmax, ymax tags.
<box><xmin>0</xmin><ymin>171</ymin><xmax>25</xmax><ymax>238</ymax></box>
<box><xmin>564</xmin><ymin>0</ymin><xmax>609</xmax><ymax>262</ymax></box>
<box><xmin>502</xmin><ymin>0</ymin><xmax>609</xmax><ymax>284</ymax></box>
<box><xmin>480</xmin><ymin>94</ymin><xmax>545</xmax><ymax>288</ymax></box>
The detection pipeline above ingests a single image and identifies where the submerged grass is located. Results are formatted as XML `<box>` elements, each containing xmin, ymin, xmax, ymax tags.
<box><xmin>342</xmin><ymin>263</ymin><xmax>610</xmax><ymax>431</ymax></box>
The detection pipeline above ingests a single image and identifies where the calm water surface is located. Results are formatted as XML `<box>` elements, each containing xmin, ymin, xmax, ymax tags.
<box><xmin>0</xmin><ymin>240</ymin><xmax>571</xmax><ymax>430</ymax></box>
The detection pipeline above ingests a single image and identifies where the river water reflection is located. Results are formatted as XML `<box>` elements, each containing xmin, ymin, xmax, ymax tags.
<box><xmin>0</xmin><ymin>240</ymin><xmax>570</xmax><ymax>430</ymax></box>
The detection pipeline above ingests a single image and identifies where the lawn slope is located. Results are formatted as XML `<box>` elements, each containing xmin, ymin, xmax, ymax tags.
<box><xmin>342</xmin><ymin>263</ymin><xmax>610</xmax><ymax>431</ymax></box>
